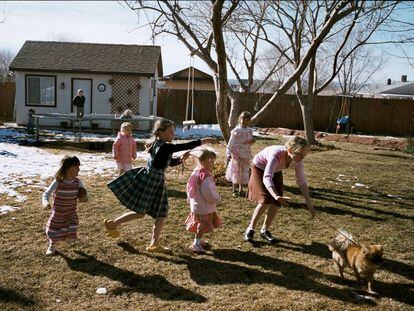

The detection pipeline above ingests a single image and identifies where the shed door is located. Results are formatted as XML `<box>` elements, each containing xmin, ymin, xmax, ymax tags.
<box><xmin>72</xmin><ymin>79</ymin><xmax>92</xmax><ymax>114</ymax></box>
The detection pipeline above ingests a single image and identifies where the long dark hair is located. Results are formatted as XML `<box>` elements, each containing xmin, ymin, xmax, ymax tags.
<box><xmin>55</xmin><ymin>155</ymin><xmax>80</xmax><ymax>181</ymax></box>
<box><xmin>145</xmin><ymin>118</ymin><xmax>175</xmax><ymax>153</ymax></box>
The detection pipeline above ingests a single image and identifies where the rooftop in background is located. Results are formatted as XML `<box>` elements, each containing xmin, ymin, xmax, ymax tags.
<box><xmin>9</xmin><ymin>41</ymin><xmax>163</xmax><ymax>76</ymax></box>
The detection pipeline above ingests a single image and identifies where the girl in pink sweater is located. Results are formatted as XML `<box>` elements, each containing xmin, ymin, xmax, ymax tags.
<box><xmin>112</xmin><ymin>122</ymin><xmax>137</xmax><ymax>175</ymax></box>
<box><xmin>185</xmin><ymin>147</ymin><xmax>221</xmax><ymax>254</ymax></box>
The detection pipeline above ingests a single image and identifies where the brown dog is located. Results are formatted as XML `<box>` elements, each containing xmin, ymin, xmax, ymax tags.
<box><xmin>328</xmin><ymin>230</ymin><xmax>384</xmax><ymax>294</ymax></box>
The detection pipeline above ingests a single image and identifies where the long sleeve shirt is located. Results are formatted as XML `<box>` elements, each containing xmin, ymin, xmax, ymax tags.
<box><xmin>187</xmin><ymin>167</ymin><xmax>221</xmax><ymax>214</ymax></box>
<box><xmin>112</xmin><ymin>132</ymin><xmax>137</xmax><ymax>163</ymax></box>
<box><xmin>42</xmin><ymin>178</ymin><xmax>86</xmax><ymax>206</ymax></box>
<box><xmin>253</xmin><ymin>145</ymin><xmax>307</xmax><ymax>189</ymax></box>
<box><xmin>149</xmin><ymin>139</ymin><xmax>201</xmax><ymax>169</ymax></box>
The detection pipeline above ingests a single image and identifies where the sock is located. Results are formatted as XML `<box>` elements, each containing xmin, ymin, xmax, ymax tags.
<box><xmin>194</xmin><ymin>238</ymin><xmax>201</xmax><ymax>246</ymax></box>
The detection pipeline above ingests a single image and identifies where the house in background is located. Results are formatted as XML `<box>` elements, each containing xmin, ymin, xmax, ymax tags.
<box><xmin>379</xmin><ymin>75</ymin><xmax>414</xmax><ymax>99</ymax></box>
<box><xmin>160</xmin><ymin>66</ymin><xmax>215</xmax><ymax>91</ymax></box>
<box><xmin>9</xmin><ymin>40</ymin><xmax>163</xmax><ymax>129</ymax></box>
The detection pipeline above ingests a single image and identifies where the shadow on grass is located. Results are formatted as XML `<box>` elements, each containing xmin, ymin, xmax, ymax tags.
<box><xmin>147</xmin><ymin>249</ymin><xmax>364</xmax><ymax>304</ymax></box>
<box><xmin>285</xmin><ymin>185</ymin><xmax>413</xmax><ymax>221</ymax></box>
<box><xmin>276</xmin><ymin>239</ymin><xmax>332</xmax><ymax>259</ymax></box>
<box><xmin>0</xmin><ymin>286</ymin><xmax>35</xmax><ymax>306</ymax></box>
<box><xmin>382</xmin><ymin>258</ymin><xmax>414</xmax><ymax>282</ymax></box>
<box><xmin>59</xmin><ymin>251</ymin><xmax>206</xmax><ymax>303</ymax></box>
<box><xmin>167</xmin><ymin>189</ymin><xmax>187</xmax><ymax>199</ymax></box>
<box><xmin>117</xmin><ymin>242</ymin><xmax>140</xmax><ymax>254</ymax></box>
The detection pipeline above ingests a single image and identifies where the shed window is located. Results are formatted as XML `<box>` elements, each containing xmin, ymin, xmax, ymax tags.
<box><xmin>26</xmin><ymin>76</ymin><xmax>56</xmax><ymax>106</ymax></box>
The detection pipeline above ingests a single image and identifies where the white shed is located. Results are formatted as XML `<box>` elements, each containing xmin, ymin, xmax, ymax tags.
<box><xmin>9</xmin><ymin>40</ymin><xmax>163</xmax><ymax>130</ymax></box>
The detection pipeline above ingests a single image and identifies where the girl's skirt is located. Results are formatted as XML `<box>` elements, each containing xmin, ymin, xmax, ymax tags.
<box><xmin>247</xmin><ymin>165</ymin><xmax>283</xmax><ymax>205</ymax></box>
<box><xmin>185</xmin><ymin>212</ymin><xmax>221</xmax><ymax>234</ymax></box>
<box><xmin>225</xmin><ymin>157</ymin><xmax>250</xmax><ymax>185</ymax></box>
<box><xmin>107</xmin><ymin>166</ymin><xmax>169</xmax><ymax>218</ymax></box>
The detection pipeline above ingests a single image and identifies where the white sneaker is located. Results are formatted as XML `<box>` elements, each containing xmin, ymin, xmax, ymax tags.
<box><xmin>45</xmin><ymin>244</ymin><xmax>56</xmax><ymax>256</ymax></box>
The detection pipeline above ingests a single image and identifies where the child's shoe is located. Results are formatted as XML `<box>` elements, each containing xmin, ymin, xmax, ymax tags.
<box><xmin>238</xmin><ymin>190</ymin><xmax>246</xmax><ymax>197</ymax></box>
<box><xmin>232</xmin><ymin>190</ymin><xmax>239</xmax><ymax>197</ymax></box>
<box><xmin>244</xmin><ymin>228</ymin><xmax>255</xmax><ymax>243</ymax></box>
<box><xmin>45</xmin><ymin>244</ymin><xmax>56</xmax><ymax>256</ymax></box>
<box><xmin>104</xmin><ymin>219</ymin><xmax>120</xmax><ymax>238</ymax></box>
<box><xmin>189</xmin><ymin>243</ymin><xmax>206</xmax><ymax>254</ymax></box>
<box><xmin>146</xmin><ymin>244</ymin><xmax>171</xmax><ymax>254</ymax></box>
<box><xmin>260</xmin><ymin>229</ymin><xmax>277</xmax><ymax>244</ymax></box>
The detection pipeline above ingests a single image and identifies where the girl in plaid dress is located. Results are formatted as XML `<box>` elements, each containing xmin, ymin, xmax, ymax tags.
<box><xmin>104</xmin><ymin>118</ymin><xmax>217</xmax><ymax>253</ymax></box>
<box><xmin>42</xmin><ymin>156</ymin><xmax>88</xmax><ymax>256</ymax></box>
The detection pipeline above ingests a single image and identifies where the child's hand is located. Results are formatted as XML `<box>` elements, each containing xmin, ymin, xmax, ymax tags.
<box><xmin>181</xmin><ymin>151</ymin><xmax>190</xmax><ymax>162</ymax></box>
<box><xmin>43</xmin><ymin>203</ymin><xmax>51</xmax><ymax>210</ymax></box>
<box><xmin>78</xmin><ymin>187</ymin><xmax>88</xmax><ymax>203</ymax></box>
<box><xmin>276</xmin><ymin>196</ymin><xmax>290</xmax><ymax>207</ymax></box>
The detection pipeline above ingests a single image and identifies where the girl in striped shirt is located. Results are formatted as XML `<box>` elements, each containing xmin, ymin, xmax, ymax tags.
<box><xmin>42</xmin><ymin>156</ymin><xmax>88</xmax><ymax>256</ymax></box>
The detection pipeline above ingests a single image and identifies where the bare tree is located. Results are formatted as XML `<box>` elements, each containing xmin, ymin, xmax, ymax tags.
<box><xmin>0</xmin><ymin>48</ymin><xmax>14</xmax><ymax>82</ymax></box>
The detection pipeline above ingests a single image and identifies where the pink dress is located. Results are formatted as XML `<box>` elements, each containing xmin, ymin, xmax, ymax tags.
<box><xmin>225</xmin><ymin>126</ymin><xmax>253</xmax><ymax>185</ymax></box>
<box><xmin>185</xmin><ymin>167</ymin><xmax>221</xmax><ymax>234</ymax></box>
<box><xmin>112</xmin><ymin>132</ymin><xmax>137</xmax><ymax>172</ymax></box>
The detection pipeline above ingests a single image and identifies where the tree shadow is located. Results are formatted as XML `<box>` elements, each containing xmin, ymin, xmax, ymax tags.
<box><xmin>59</xmin><ymin>250</ymin><xmax>206</xmax><ymax>302</ymax></box>
<box><xmin>117</xmin><ymin>242</ymin><xmax>140</xmax><ymax>254</ymax></box>
<box><xmin>288</xmin><ymin>201</ymin><xmax>385</xmax><ymax>222</ymax></box>
<box><xmin>381</xmin><ymin>258</ymin><xmax>414</xmax><ymax>282</ymax></box>
<box><xmin>341</xmin><ymin>148</ymin><xmax>413</xmax><ymax>161</ymax></box>
<box><xmin>167</xmin><ymin>189</ymin><xmax>187</xmax><ymax>199</ymax></box>
<box><xmin>145</xmin><ymin>249</ymin><xmax>363</xmax><ymax>304</ymax></box>
<box><xmin>276</xmin><ymin>239</ymin><xmax>332</xmax><ymax>259</ymax></box>
<box><xmin>0</xmin><ymin>286</ymin><xmax>35</xmax><ymax>306</ymax></box>
<box><xmin>284</xmin><ymin>185</ymin><xmax>413</xmax><ymax>221</ymax></box>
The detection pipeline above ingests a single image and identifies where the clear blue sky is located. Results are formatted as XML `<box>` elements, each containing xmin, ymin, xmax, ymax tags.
<box><xmin>1</xmin><ymin>1</ymin><xmax>413</xmax><ymax>83</ymax></box>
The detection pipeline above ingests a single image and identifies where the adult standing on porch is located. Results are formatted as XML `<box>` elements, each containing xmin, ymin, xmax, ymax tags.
<box><xmin>73</xmin><ymin>89</ymin><xmax>85</xmax><ymax>119</ymax></box>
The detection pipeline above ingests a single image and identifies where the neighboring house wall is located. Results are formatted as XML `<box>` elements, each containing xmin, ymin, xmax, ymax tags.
<box><xmin>162</xmin><ymin>80</ymin><xmax>215</xmax><ymax>91</ymax></box>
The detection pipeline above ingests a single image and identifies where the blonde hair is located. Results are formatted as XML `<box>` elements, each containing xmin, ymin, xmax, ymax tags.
<box><xmin>121</xmin><ymin>122</ymin><xmax>132</xmax><ymax>132</ymax></box>
<box><xmin>239</xmin><ymin>111</ymin><xmax>251</xmax><ymax>124</ymax></box>
<box><xmin>286</xmin><ymin>136</ymin><xmax>310</xmax><ymax>154</ymax></box>
<box><xmin>55</xmin><ymin>155</ymin><xmax>80</xmax><ymax>181</ymax></box>
<box><xmin>190</xmin><ymin>147</ymin><xmax>217</xmax><ymax>162</ymax></box>
<box><xmin>145</xmin><ymin>118</ymin><xmax>175</xmax><ymax>153</ymax></box>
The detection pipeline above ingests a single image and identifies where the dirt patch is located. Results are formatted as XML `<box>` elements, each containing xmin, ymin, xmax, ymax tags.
<box><xmin>256</xmin><ymin>127</ymin><xmax>408</xmax><ymax>151</ymax></box>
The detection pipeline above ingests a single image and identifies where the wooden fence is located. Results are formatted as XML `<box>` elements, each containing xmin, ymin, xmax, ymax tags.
<box><xmin>0</xmin><ymin>82</ymin><xmax>15</xmax><ymax>119</ymax></box>
<box><xmin>157</xmin><ymin>89</ymin><xmax>414</xmax><ymax>136</ymax></box>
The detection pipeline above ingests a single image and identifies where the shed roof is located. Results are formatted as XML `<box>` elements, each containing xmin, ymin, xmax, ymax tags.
<box><xmin>10</xmin><ymin>41</ymin><xmax>162</xmax><ymax>76</ymax></box>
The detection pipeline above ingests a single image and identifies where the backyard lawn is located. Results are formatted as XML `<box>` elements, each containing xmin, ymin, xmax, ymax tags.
<box><xmin>0</xmin><ymin>136</ymin><xmax>413</xmax><ymax>310</ymax></box>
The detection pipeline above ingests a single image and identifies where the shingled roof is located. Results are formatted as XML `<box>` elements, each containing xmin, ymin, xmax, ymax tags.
<box><xmin>10</xmin><ymin>41</ymin><xmax>163</xmax><ymax>76</ymax></box>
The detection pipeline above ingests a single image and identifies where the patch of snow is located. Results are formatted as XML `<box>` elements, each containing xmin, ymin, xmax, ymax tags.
<box><xmin>387</xmin><ymin>194</ymin><xmax>402</xmax><ymax>200</ymax></box>
<box><xmin>354</xmin><ymin>183</ymin><xmax>366</xmax><ymax>187</ymax></box>
<box><xmin>0</xmin><ymin>205</ymin><xmax>19</xmax><ymax>215</ymax></box>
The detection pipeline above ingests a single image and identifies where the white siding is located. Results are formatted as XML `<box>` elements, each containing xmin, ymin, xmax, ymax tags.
<box><xmin>14</xmin><ymin>71</ymin><xmax>157</xmax><ymax>130</ymax></box>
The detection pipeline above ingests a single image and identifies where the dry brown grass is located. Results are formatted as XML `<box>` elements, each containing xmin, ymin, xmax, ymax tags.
<box><xmin>1</xmin><ymin>137</ymin><xmax>413</xmax><ymax>310</ymax></box>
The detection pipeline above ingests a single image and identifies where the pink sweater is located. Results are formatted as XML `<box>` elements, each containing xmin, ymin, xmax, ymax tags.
<box><xmin>187</xmin><ymin>168</ymin><xmax>221</xmax><ymax>214</ymax></box>
<box><xmin>112</xmin><ymin>132</ymin><xmax>137</xmax><ymax>164</ymax></box>
<box><xmin>253</xmin><ymin>145</ymin><xmax>307</xmax><ymax>189</ymax></box>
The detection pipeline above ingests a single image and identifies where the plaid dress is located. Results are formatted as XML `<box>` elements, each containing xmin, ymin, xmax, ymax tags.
<box><xmin>108</xmin><ymin>139</ymin><xmax>201</xmax><ymax>218</ymax></box>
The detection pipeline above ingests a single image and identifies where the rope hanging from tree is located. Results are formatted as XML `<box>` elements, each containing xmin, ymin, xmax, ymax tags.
<box><xmin>183</xmin><ymin>54</ymin><xmax>196</xmax><ymax>130</ymax></box>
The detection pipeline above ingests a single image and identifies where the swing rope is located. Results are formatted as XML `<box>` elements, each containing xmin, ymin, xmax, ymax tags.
<box><xmin>184</xmin><ymin>55</ymin><xmax>196</xmax><ymax>128</ymax></box>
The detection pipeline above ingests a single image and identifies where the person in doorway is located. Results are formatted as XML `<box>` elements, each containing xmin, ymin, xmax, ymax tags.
<box><xmin>73</xmin><ymin>89</ymin><xmax>85</xmax><ymax>119</ymax></box>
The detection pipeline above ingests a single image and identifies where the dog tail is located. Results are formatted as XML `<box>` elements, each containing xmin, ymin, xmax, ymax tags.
<box><xmin>328</xmin><ymin>229</ymin><xmax>354</xmax><ymax>251</ymax></box>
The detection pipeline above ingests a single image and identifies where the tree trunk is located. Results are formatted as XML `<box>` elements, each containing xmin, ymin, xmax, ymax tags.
<box><xmin>211</xmin><ymin>0</ymin><xmax>230</xmax><ymax>141</ymax></box>
<box><xmin>227</xmin><ymin>90</ymin><xmax>240</xmax><ymax>130</ymax></box>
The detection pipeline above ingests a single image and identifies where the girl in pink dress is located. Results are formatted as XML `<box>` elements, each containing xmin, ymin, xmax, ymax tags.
<box><xmin>185</xmin><ymin>147</ymin><xmax>221</xmax><ymax>254</ymax></box>
<box><xmin>42</xmin><ymin>156</ymin><xmax>88</xmax><ymax>256</ymax></box>
<box><xmin>112</xmin><ymin>122</ymin><xmax>137</xmax><ymax>175</ymax></box>
<box><xmin>225</xmin><ymin>111</ymin><xmax>255</xmax><ymax>197</ymax></box>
